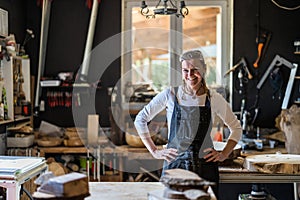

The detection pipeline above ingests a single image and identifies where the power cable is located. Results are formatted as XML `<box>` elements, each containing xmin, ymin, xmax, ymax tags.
<box><xmin>271</xmin><ymin>0</ymin><xmax>300</xmax><ymax>10</ymax></box>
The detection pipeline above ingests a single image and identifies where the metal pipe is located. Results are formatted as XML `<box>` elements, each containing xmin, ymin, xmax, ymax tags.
<box><xmin>293</xmin><ymin>183</ymin><xmax>299</xmax><ymax>200</ymax></box>
<box><xmin>97</xmin><ymin>147</ymin><xmax>100</xmax><ymax>181</ymax></box>
<box><xmin>79</xmin><ymin>0</ymin><xmax>99</xmax><ymax>82</ymax></box>
<box><xmin>35</xmin><ymin>0</ymin><xmax>52</xmax><ymax>108</ymax></box>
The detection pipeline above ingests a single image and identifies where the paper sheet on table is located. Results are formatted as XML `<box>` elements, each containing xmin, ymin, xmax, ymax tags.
<box><xmin>0</xmin><ymin>157</ymin><xmax>44</xmax><ymax>175</ymax></box>
<box><xmin>39</xmin><ymin>121</ymin><xmax>64</xmax><ymax>137</ymax></box>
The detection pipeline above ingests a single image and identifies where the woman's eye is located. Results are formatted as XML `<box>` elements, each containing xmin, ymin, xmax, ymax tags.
<box><xmin>182</xmin><ymin>68</ymin><xmax>200</xmax><ymax>74</ymax></box>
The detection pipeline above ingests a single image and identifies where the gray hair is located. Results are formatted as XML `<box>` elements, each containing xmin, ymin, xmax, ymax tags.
<box><xmin>179</xmin><ymin>50</ymin><xmax>205</xmax><ymax>63</ymax></box>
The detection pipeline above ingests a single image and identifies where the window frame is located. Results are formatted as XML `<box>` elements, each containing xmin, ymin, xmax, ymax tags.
<box><xmin>121</xmin><ymin>0</ymin><xmax>233</xmax><ymax>101</ymax></box>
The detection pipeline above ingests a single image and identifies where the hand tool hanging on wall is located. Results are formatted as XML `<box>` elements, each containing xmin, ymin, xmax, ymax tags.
<box><xmin>224</xmin><ymin>57</ymin><xmax>253</xmax><ymax>133</ymax></box>
<box><xmin>253</xmin><ymin>30</ymin><xmax>272</xmax><ymax>68</ymax></box>
<box><xmin>269</xmin><ymin>67</ymin><xmax>283</xmax><ymax>100</ymax></box>
<box><xmin>224</xmin><ymin>57</ymin><xmax>253</xmax><ymax>94</ymax></box>
<box><xmin>253</xmin><ymin>0</ymin><xmax>272</xmax><ymax>68</ymax></box>
<box><xmin>256</xmin><ymin>54</ymin><xmax>298</xmax><ymax>109</ymax></box>
<box><xmin>224</xmin><ymin>57</ymin><xmax>253</xmax><ymax>80</ymax></box>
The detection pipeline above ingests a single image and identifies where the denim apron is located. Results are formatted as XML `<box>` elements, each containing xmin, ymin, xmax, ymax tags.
<box><xmin>162</xmin><ymin>87</ymin><xmax>219</xmax><ymax>196</ymax></box>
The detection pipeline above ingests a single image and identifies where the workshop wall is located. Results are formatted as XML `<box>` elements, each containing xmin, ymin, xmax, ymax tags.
<box><xmin>0</xmin><ymin>1</ymin><xmax>27</xmax><ymax>52</ymax></box>
<box><xmin>1</xmin><ymin>0</ymin><xmax>121</xmax><ymax>128</ymax></box>
<box><xmin>233</xmin><ymin>0</ymin><xmax>300</xmax><ymax>128</ymax></box>
<box><xmin>29</xmin><ymin>0</ymin><xmax>122</xmax><ymax>128</ymax></box>
<box><xmin>1</xmin><ymin>0</ymin><xmax>300</xmax><ymax>129</ymax></box>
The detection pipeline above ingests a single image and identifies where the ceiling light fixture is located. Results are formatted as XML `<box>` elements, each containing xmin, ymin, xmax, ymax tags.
<box><xmin>140</xmin><ymin>0</ymin><xmax>189</xmax><ymax>19</ymax></box>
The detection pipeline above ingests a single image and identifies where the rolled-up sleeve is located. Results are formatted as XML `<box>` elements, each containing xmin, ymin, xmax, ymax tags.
<box><xmin>134</xmin><ymin>88</ymin><xmax>170</xmax><ymax>138</ymax></box>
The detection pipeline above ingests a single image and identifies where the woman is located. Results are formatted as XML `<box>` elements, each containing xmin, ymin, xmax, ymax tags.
<box><xmin>134</xmin><ymin>50</ymin><xmax>242</xmax><ymax>196</ymax></box>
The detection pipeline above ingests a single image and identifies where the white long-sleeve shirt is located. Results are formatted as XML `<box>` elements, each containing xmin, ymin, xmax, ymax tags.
<box><xmin>134</xmin><ymin>86</ymin><xmax>242</xmax><ymax>143</ymax></box>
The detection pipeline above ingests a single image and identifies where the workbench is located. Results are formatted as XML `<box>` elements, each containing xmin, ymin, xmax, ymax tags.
<box><xmin>0</xmin><ymin>156</ymin><xmax>47</xmax><ymax>200</ymax></box>
<box><xmin>33</xmin><ymin>145</ymin><xmax>300</xmax><ymax>199</ymax></box>
<box><xmin>220</xmin><ymin>168</ymin><xmax>300</xmax><ymax>200</ymax></box>
<box><xmin>219</xmin><ymin>146</ymin><xmax>299</xmax><ymax>200</ymax></box>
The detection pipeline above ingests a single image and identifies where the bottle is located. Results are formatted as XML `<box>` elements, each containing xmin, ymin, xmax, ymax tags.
<box><xmin>214</xmin><ymin>123</ymin><xmax>223</xmax><ymax>142</ymax></box>
<box><xmin>0</xmin><ymin>103</ymin><xmax>4</xmax><ymax>121</ymax></box>
<box><xmin>2</xmin><ymin>86</ymin><xmax>8</xmax><ymax>120</ymax></box>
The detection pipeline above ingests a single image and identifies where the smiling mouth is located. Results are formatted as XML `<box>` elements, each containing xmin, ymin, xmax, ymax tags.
<box><xmin>187</xmin><ymin>78</ymin><xmax>198</xmax><ymax>82</ymax></box>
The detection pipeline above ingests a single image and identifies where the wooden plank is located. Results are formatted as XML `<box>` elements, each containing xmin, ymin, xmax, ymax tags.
<box><xmin>244</xmin><ymin>154</ymin><xmax>300</xmax><ymax>174</ymax></box>
<box><xmin>36</xmin><ymin>172</ymin><xmax>89</xmax><ymax>198</ymax></box>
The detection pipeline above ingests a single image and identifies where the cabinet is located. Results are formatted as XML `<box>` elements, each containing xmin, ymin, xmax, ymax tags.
<box><xmin>2</xmin><ymin>56</ymin><xmax>31</xmax><ymax>120</ymax></box>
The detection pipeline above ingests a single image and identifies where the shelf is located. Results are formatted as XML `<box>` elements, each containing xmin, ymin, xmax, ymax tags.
<box><xmin>14</xmin><ymin>115</ymin><xmax>31</xmax><ymax>122</ymax></box>
<box><xmin>38</xmin><ymin>146</ymin><xmax>88</xmax><ymax>154</ymax></box>
<box><xmin>0</xmin><ymin>116</ymin><xmax>30</xmax><ymax>125</ymax></box>
<box><xmin>41</xmin><ymin>84</ymin><xmax>90</xmax><ymax>88</ymax></box>
<box><xmin>2</xmin><ymin>57</ymin><xmax>31</xmax><ymax>120</ymax></box>
<box><xmin>37</xmin><ymin>146</ymin><xmax>126</xmax><ymax>155</ymax></box>
<box><xmin>8</xmin><ymin>145</ymin><xmax>161</xmax><ymax>182</ymax></box>
<box><xmin>0</xmin><ymin>119</ymin><xmax>14</xmax><ymax>125</ymax></box>
<box><xmin>40</xmin><ymin>82</ymin><xmax>101</xmax><ymax>89</ymax></box>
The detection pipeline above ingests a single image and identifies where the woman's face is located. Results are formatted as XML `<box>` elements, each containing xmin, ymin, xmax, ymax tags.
<box><xmin>181</xmin><ymin>60</ymin><xmax>203</xmax><ymax>91</ymax></box>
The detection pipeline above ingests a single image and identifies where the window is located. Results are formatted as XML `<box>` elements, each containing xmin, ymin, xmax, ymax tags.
<box><xmin>122</xmin><ymin>0</ymin><xmax>233</xmax><ymax>93</ymax></box>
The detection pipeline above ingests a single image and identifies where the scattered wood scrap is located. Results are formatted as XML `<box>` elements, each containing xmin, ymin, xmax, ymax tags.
<box><xmin>158</xmin><ymin>169</ymin><xmax>215</xmax><ymax>199</ymax></box>
<box><xmin>32</xmin><ymin>172</ymin><xmax>89</xmax><ymax>199</ymax></box>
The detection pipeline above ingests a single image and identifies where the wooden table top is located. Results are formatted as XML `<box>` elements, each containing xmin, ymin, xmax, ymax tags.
<box><xmin>86</xmin><ymin>182</ymin><xmax>164</xmax><ymax>200</ymax></box>
<box><xmin>86</xmin><ymin>182</ymin><xmax>216</xmax><ymax>200</ymax></box>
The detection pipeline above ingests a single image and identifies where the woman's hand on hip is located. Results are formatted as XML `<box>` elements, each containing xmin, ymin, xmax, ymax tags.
<box><xmin>151</xmin><ymin>148</ymin><xmax>178</xmax><ymax>162</ymax></box>
<box><xmin>203</xmin><ymin>148</ymin><xmax>227</xmax><ymax>162</ymax></box>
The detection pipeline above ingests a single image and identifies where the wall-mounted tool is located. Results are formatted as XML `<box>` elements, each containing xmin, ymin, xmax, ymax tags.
<box><xmin>253</xmin><ymin>30</ymin><xmax>272</xmax><ymax>68</ymax></box>
<box><xmin>294</xmin><ymin>39</ymin><xmax>300</xmax><ymax>54</ymax></box>
<box><xmin>256</xmin><ymin>54</ymin><xmax>298</xmax><ymax>109</ymax></box>
<box><xmin>269</xmin><ymin>67</ymin><xmax>283</xmax><ymax>100</ymax></box>
<box><xmin>224</xmin><ymin>57</ymin><xmax>253</xmax><ymax>80</ymax></box>
<box><xmin>253</xmin><ymin>0</ymin><xmax>272</xmax><ymax>68</ymax></box>
<box><xmin>224</xmin><ymin>57</ymin><xmax>253</xmax><ymax>95</ymax></box>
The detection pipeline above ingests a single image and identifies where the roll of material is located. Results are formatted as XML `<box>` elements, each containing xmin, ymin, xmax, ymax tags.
<box><xmin>87</xmin><ymin>114</ymin><xmax>99</xmax><ymax>146</ymax></box>
<box><xmin>67</xmin><ymin>163</ymin><xmax>80</xmax><ymax>172</ymax></box>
